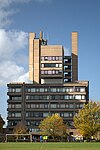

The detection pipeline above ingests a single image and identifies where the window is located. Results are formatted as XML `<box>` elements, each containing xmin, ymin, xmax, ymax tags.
<box><xmin>41</xmin><ymin>70</ymin><xmax>44</xmax><ymax>74</ymax></box>
<box><xmin>8</xmin><ymin>104</ymin><xmax>11</xmax><ymax>108</ymax></box>
<box><xmin>75</xmin><ymin>87</ymin><xmax>80</xmax><ymax>92</ymax></box>
<box><xmin>64</xmin><ymin>95</ymin><xmax>69</xmax><ymax>100</ymax></box>
<box><xmin>64</xmin><ymin>113</ymin><xmax>69</xmax><ymax>117</ymax></box>
<box><xmin>59</xmin><ymin>57</ymin><xmax>62</xmax><ymax>60</ymax></box>
<box><xmin>80</xmin><ymin>88</ymin><xmax>85</xmax><ymax>92</ymax></box>
<box><xmin>43</xmin><ymin>112</ymin><xmax>49</xmax><ymax>117</ymax></box>
<box><xmin>76</xmin><ymin>104</ymin><xmax>79</xmax><ymax>108</ymax></box>
<box><xmin>65</xmin><ymin>88</ymin><xmax>73</xmax><ymax>92</ymax></box>
<box><xmin>41</xmin><ymin>56</ymin><xmax>44</xmax><ymax>61</ymax></box>
<box><xmin>15</xmin><ymin>113</ymin><xmax>21</xmax><ymax>117</ymax></box>
<box><xmin>64</xmin><ymin>79</ymin><xmax>68</xmax><ymax>82</ymax></box>
<box><xmin>34</xmin><ymin>112</ymin><xmax>39</xmax><ymax>117</ymax></box>
<box><xmin>44</xmin><ymin>104</ymin><xmax>48</xmax><ymax>108</ymax></box>
<box><xmin>51</xmin><ymin>88</ymin><xmax>57</xmax><ymax>92</ymax></box>
<box><xmin>56</xmin><ymin>56</ymin><xmax>59</xmax><ymax>60</ymax></box>
<box><xmin>59</xmin><ymin>64</ymin><xmax>62</xmax><ymax>67</ymax></box>
<box><xmin>15</xmin><ymin>104</ymin><xmax>21</xmax><ymax>108</ymax></box>
<box><xmin>48</xmin><ymin>56</ymin><xmax>52</xmax><ymax>60</ymax></box>
<box><xmin>16</xmin><ymin>88</ymin><xmax>21</xmax><ymax>92</ymax></box>
<box><xmin>82</xmin><ymin>95</ymin><xmax>85</xmax><ymax>99</ymax></box>
<box><xmin>8</xmin><ymin>88</ymin><xmax>21</xmax><ymax>92</ymax></box>
<box><xmin>40</xmin><ymin>88</ymin><xmax>45</xmax><ymax>92</ymax></box>
<box><xmin>12</xmin><ymin>96</ymin><xmax>22</xmax><ymax>101</ymax></box>
<box><xmin>52</xmin><ymin>56</ymin><xmax>55</xmax><ymax>60</ymax></box>
<box><xmin>41</xmin><ymin>64</ymin><xmax>44</xmax><ymax>68</ymax></box>
<box><xmin>50</xmin><ymin>104</ymin><xmax>56</xmax><ymax>108</ymax></box>
<box><xmin>58</xmin><ymin>70</ymin><xmax>62</xmax><ymax>74</ymax></box>
<box><xmin>44</xmin><ymin>70</ymin><xmax>48</xmax><ymax>74</ymax></box>
<box><xmin>31</xmin><ymin>104</ymin><xmax>35</xmax><ymax>108</ymax></box>
<box><xmin>56</xmin><ymin>64</ymin><xmax>59</xmax><ymax>67</ymax></box>
<box><xmin>44</xmin><ymin>56</ymin><xmax>48</xmax><ymax>60</ymax></box>
<box><xmin>52</xmin><ymin>70</ymin><xmax>55</xmax><ymax>74</ymax></box>
<box><xmin>69</xmin><ymin>104</ymin><xmax>74</xmax><ymax>108</ymax></box>
<box><xmin>48</xmin><ymin>70</ymin><xmax>52</xmax><ymax>74</ymax></box>
<box><xmin>80</xmin><ymin>104</ymin><xmax>83</xmax><ymax>108</ymax></box>
<box><xmin>75</xmin><ymin>95</ymin><xmax>81</xmax><ymax>99</ymax></box>
<box><xmin>60</xmin><ymin>104</ymin><xmax>65</xmax><ymax>108</ymax></box>
<box><xmin>31</xmin><ymin>88</ymin><xmax>35</xmax><ymax>92</ymax></box>
<box><xmin>40</xmin><ymin>104</ymin><xmax>44</xmax><ymax>108</ymax></box>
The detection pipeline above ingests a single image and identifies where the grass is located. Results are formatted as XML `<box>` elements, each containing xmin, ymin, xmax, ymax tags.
<box><xmin>0</xmin><ymin>142</ymin><xmax>100</xmax><ymax>150</ymax></box>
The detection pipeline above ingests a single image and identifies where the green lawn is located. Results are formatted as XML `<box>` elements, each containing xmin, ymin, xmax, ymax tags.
<box><xmin>0</xmin><ymin>142</ymin><xmax>100</xmax><ymax>150</ymax></box>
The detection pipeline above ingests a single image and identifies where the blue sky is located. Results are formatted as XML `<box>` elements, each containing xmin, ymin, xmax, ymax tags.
<box><xmin>0</xmin><ymin>0</ymin><xmax>100</xmax><ymax>124</ymax></box>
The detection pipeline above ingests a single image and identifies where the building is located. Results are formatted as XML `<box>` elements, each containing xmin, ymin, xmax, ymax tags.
<box><xmin>7</xmin><ymin>31</ymin><xmax>89</xmax><ymax>133</ymax></box>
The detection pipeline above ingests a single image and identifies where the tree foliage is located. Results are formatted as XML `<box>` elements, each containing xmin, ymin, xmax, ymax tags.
<box><xmin>39</xmin><ymin>114</ymin><xmax>67</xmax><ymax>139</ymax></box>
<box><xmin>13</xmin><ymin>121</ymin><xmax>27</xmax><ymax>134</ymax></box>
<box><xmin>0</xmin><ymin>115</ymin><xmax>5</xmax><ymax>133</ymax></box>
<box><xmin>74</xmin><ymin>102</ymin><xmax>100</xmax><ymax>138</ymax></box>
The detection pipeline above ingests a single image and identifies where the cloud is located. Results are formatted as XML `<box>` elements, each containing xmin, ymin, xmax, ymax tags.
<box><xmin>0</xmin><ymin>29</ymin><xmax>28</xmax><ymax>60</ymax></box>
<box><xmin>0</xmin><ymin>29</ymin><xmax>30</xmax><ymax>85</ymax></box>
<box><xmin>0</xmin><ymin>0</ymin><xmax>51</xmax><ymax>28</ymax></box>
<box><xmin>0</xmin><ymin>60</ymin><xmax>29</xmax><ymax>85</ymax></box>
<box><xmin>0</xmin><ymin>0</ymin><xmax>31</xmax><ymax>28</ymax></box>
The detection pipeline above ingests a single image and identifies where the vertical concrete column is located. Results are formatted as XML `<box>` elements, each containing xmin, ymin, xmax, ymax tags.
<box><xmin>33</xmin><ymin>39</ymin><xmax>41</xmax><ymax>84</ymax></box>
<box><xmin>29</xmin><ymin>33</ymin><xmax>36</xmax><ymax>81</ymax></box>
<box><xmin>72</xmin><ymin>32</ymin><xmax>78</xmax><ymax>82</ymax></box>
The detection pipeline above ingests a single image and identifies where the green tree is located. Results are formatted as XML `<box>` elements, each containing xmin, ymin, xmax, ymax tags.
<box><xmin>74</xmin><ymin>102</ymin><xmax>100</xmax><ymax>139</ymax></box>
<box><xmin>0</xmin><ymin>115</ymin><xmax>5</xmax><ymax>133</ymax></box>
<box><xmin>39</xmin><ymin>114</ymin><xmax>67</xmax><ymax>139</ymax></box>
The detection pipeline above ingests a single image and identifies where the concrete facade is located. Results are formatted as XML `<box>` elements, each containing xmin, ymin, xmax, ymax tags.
<box><xmin>7</xmin><ymin>31</ymin><xmax>89</xmax><ymax>133</ymax></box>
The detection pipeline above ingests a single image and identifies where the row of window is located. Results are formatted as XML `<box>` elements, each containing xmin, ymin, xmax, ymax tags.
<box><xmin>41</xmin><ymin>63</ymin><xmax>62</xmax><ymax>68</ymax></box>
<box><xmin>8</xmin><ymin>120</ymin><xmax>74</xmax><ymax>127</ymax></box>
<box><xmin>8</xmin><ymin>104</ymin><xmax>22</xmax><ymax>109</ymax></box>
<box><xmin>41</xmin><ymin>70</ymin><xmax>62</xmax><ymax>75</ymax></box>
<box><xmin>26</xmin><ymin>95</ymin><xmax>85</xmax><ymax>100</ymax></box>
<box><xmin>26</xmin><ymin>87</ymin><xmax>85</xmax><ymax>93</ymax></box>
<box><xmin>8</xmin><ymin>94</ymin><xmax>85</xmax><ymax>101</ymax></box>
<box><xmin>26</xmin><ymin>112</ymin><xmax>74</xmax><ymax>118</ymax></box>
<box><xmin>8</xmin><ymin>111</ymin><xmax>74</xmax><ymax>118</ymax></box>
<box><xmin>9</xmin><ymin>96</ymin><xmax>22</xmax><ymax>100</ymax></box>
<box><xmin>26</xmin><ymin>103</ymin><xmax>83</xmax><ymax>109</ymax></box>
<box><xmin>41</xmin><ymin>56</ymin><xmax>62</xmax><ymax>61</ymax></box>
<box><xmin>8</xmin><ymin>88</ymin><xmax>22</xmax><ymax>93</ymax></box>
<box><xmin>8</xmin><ymin>112</ymin><xmax>21</xmax><ymax>117</ymax></box>
<box><xmin>8</xmin><ymin>103</ymin><xmax>83</xmax><ymax>109</ymax></box>
<box><xmin>8</xmin><ymin>87</ymin><xmax>86</xmax><ymax>93</ymax></box>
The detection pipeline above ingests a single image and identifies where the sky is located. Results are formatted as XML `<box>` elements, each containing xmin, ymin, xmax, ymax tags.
<box><xmin>0</xmin><ymin>0</ymin><xmax>100</xmax><ymax>124</ymax></box>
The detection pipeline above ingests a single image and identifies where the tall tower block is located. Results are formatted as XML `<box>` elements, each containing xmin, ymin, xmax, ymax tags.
<box><xmin>29</xmin><ymin>32</ymin><xmax>41</xmax><ymax>84</ymax></box>
<box><xmin>72</xmin><ymin>32</ymin><xmax>78</xmax><ymax>82</ymax></box>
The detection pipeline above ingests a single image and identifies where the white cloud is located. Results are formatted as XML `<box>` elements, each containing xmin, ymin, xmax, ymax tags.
<box><xmin>0</xmin><ymin>29</ymin><xmax>28</xmax><ymax>60</ymax></box>
<box><xmin>0</xmin><ymin>29</ymin><xmax>30</xmax><ymax>85</ymax></box>
<box><xmin>0</xmin><ymin>60</ymin><xmax>30</xmax><ymax>85</ymax></box>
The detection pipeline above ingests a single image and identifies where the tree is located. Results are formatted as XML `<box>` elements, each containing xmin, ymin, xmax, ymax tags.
<box><xmin>39</xmin><ymin>114</ymin><xmax>67</xmax><ymax>139</ymax></box>
<box><xmin>74</xmin><ymin>102</ymin><xmax>100</xmax><ymax>139</ymax></box>
<box><xmin>0</xmin><ymin>115</ymin><xmax>5</xmax><ymax>133</ymax></box>
<box><xmin>13</xmin><ymin>121</ymin><xmax>27</xmax><ymax>141</ymax></box>
<box><xmin>13</xmin><ymin>121</ymin><xmax>27</xmax><ymax>134</ymax></box>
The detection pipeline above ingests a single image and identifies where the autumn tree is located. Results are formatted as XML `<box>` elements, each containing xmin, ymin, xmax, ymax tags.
<box><xmin>74</xmin><ymin>102</ymin><xmax>100</xmax><ymax>139</ymax></box>
<box><xmin>13</xmin><ymin>121</ymin><xmax>27</xmax><ymax>141</ymax></box>
<box><xmin>0</xmin><ymin>115</ymin><xmax>5</xmax><ymax>133</ymax></box>
<box><xmin>39</xmin><ymin>114</ymin><xmax>67</xmax><ymax>139</ymax></box>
